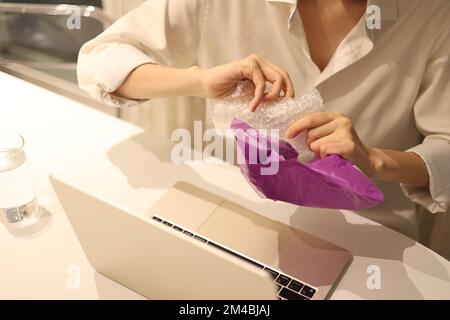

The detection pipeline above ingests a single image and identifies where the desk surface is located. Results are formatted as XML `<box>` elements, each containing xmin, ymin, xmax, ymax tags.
<box><xmin>1</xmin><ymin>72</ymin><xmax>450</xmax><ymax>300</ymax></box>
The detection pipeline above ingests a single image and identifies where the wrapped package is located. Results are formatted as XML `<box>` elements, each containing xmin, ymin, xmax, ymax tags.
<box><xmin>231</xmin><ymin>118</ymin><xmax>384</xmax><ymax>210</ymax></box>
<box><xmin>210</xmin><ymin>81</ymin><xmax>324</xmax><ymax>161</ymax></box>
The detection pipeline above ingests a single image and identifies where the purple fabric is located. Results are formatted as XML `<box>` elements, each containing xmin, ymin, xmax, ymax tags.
<box><xmin>231</xmin><ymin>118</ymin><xmax>384</xmax><ymax>210</ymax></box>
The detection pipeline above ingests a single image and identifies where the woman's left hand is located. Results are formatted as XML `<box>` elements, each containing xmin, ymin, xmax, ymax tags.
<box><xmin>285</xmin><ymin>112</ymin><xmax>375</xmax><ymax>175</ymax></box>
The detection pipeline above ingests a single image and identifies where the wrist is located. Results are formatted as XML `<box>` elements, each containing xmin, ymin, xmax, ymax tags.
<box><xmin>184</xmin><ymin>66</ymin><xmax>206</xmax><ymax>97</ymax></box>
<box><xmin>367</xmin><ymin>147</ymin><xmax>384</xmax><ymax>178</ymax></box>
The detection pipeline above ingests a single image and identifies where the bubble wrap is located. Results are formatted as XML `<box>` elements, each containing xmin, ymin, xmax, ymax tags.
<box><xmin>210</xmin><ymin>81</ymin><xmax>324</xmax><ymax>160</ymax></box>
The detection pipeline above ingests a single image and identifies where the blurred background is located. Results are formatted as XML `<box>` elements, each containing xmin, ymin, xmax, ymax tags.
<box><xmin>0</xmin><ymin>0</ymin><xmax>206</xmax><ymax>142</ymax></box>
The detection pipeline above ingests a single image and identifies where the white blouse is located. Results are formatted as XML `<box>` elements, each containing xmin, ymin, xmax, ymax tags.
<box><xmin>77</xmin><ymin>0</ymin><xmax>450</xmax><ymax>257</ymax></box>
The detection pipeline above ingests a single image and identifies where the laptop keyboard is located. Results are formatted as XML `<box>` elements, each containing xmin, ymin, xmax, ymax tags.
<box><xmin>152</xmin><ymin>215</ymin><xmax>317</xmax><ymax>300</ymax></box>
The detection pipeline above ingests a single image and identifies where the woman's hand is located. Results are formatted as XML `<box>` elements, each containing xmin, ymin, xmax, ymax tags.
<box><xmin>197</xmin><ymin>54</ymin><xmax>295</xmax><ymax>111</ymax></box>
<box><xmin>115</xmin><ymin>54</ymin><xmax>294</xmax><ymax>111</ymax></box>
<box><xmin>285</xmin><ymin>112</ymin><xmax>376</xmax><ymax>175</ymax></box>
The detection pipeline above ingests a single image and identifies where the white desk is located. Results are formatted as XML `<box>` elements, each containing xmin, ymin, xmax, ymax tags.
<box><xmin>1</xmin><ymin>72</ymin><xmax>450</xmax><ymax>300</ymax></box>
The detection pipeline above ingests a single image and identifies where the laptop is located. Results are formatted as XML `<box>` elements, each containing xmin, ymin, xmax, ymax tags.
<box><xmin>50</xmin><ymin>177</ymin><xmax>352</xmax><ymax>300</ymax></box>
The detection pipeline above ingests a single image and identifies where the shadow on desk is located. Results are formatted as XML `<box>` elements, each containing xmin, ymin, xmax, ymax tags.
<box><xmin>93</xmin><ymin>272</ymin><xmax>146</xmax><ymax>300</ymax></box>
<box><xmin>289</xmin><ymin>209</ymin><xmax>450</xmax><ymax>299</ymax></box>
<box><xmin>106</xmin><ymin>131</ymin><xmax>449</xmax><ymax>300</ymax></box>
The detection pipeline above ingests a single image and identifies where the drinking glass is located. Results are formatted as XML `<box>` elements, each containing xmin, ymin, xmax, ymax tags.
<box><xmin>0</xmin><ymin>132</ymin><xmax>39</xmax><ymax>226</ymax></box>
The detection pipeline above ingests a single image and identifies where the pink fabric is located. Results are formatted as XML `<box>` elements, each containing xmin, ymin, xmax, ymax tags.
<box><xmin>232</xmin><ymin>118</ymin><xmax>384</xmax><ymax>210</ymax></box>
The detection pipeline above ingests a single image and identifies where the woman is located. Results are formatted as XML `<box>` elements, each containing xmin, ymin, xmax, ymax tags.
<box><xmin>78</xmin><ymin>0</ymin><xmax>450</xmax><ymax>258</ymax></box>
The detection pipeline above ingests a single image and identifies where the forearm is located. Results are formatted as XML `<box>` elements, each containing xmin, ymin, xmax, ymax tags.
<box><xmin>113</xmin><ymin>64</ymin><xmax>203</xmax><ymax>100</ymax></box>
<box><xmin>368</xmin><ymin>148</ymin><xmax>429</xmax><ymax>187</ymax></box>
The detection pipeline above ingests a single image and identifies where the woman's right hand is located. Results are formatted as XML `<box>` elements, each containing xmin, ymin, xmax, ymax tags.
<box><xmin>196</xmin><ymin>54</ymin><xmax>295</xmax><ymax>111</ymax></box>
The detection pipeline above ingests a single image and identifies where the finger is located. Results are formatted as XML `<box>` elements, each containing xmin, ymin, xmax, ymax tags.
<box><xmin>319</xmin><ymin>142</ymin><xmax>343</xmax><ymax>159</ymax></box>
<box><xmin>259</xmin><ymin>59</ymin><xmax>295</xmax><ymax>98</ymax></box>
<box><xmin>280</xmin><ymin>81</ymin><xmax>288</xmax><ymax>97</ymax></box>
<box><xmin>306</xmin><ymin>119</ymin><xmax>340</xmax><ymax>144</ymax></box>
<box><xmin>309</xmin><ymin>134</ymin><xmax>341</xmax><ymax>154</ymax></box>
<box><xmin>279</xmin><ymin>70</ymin><xmax>294</xmax><ymax>98</ymax></box>
<box><xmin>283</xmin><ymin>75</ymin><xmax>295</xmax><ymax>98</ymax></box>
<box><xmin>318</xmin><ymin>142</ymin><xmax>355</xmax><ymax>159</ymax></box>
<box><xmin>256</xmin><ymin>62</ymin><xmax>284</xmax><ymax>100</ymax></box>
<box><xmin>264</xmin><ymin>76</ymin><xmax>284</xmax><ymax>100</ymax></box>
<box><xmin>251</xmin><ymin>57</ymin><xmax>290</xmax><ymax>100</ymax></box>
<box><xmin>286</xmin><ymin>112</ymin><xmax>342</xmax><ymax>139</ymax></box>
<box><xmin>249</xmin><ymin>66</ymin><xmax>267</xmax><ymax>112</ymax></box>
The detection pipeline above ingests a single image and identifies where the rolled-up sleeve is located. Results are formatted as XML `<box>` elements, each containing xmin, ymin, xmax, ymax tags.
<box><xmin>401</xmin><ymin>29</ymin><xmax>450</xmax><ymax>213</ymax></box>
<box><xmin>77</xmin><ymin>0</ymin><xmax>206</xmax><ymax>107</ymax></box>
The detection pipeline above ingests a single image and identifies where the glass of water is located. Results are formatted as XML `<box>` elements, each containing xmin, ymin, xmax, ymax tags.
<box><xmin>0</xmin><ymin>132</ymin><xmax>39</xmax><ymax>226</ymax></box>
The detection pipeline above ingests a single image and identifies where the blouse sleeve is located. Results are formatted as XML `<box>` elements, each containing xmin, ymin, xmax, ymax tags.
<box><xmin>401</xmin><ymin>29</ymin><xmax>450</xmax><ymax>213</ymax></box>
<box><xmin>77</xmin><ymin>0</ymin><xmax>207</xmax><ymax>107</ymax></box>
